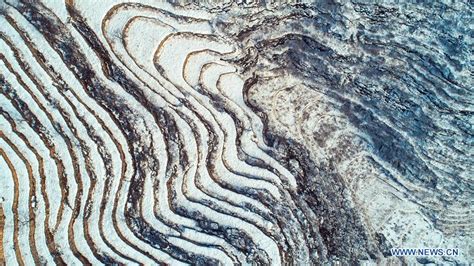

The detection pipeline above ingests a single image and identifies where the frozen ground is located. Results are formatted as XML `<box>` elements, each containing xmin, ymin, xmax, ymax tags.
<box><xmin>0</xmin><ymin>0</ymin><xmax>472</xmax><ymax>264</ymax></box>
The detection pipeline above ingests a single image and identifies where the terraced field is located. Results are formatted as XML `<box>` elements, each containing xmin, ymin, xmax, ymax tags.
<box><xmin>0</xmin><ymin>0</ymin><xmax>472</xmax><ymax>265</ymax></box>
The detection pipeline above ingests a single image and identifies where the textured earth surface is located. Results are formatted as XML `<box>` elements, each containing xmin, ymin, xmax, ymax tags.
<box><xmin>0</xmin><ymin>0</ymin><xmax>472</xmax><ymax>265</ymax></box>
